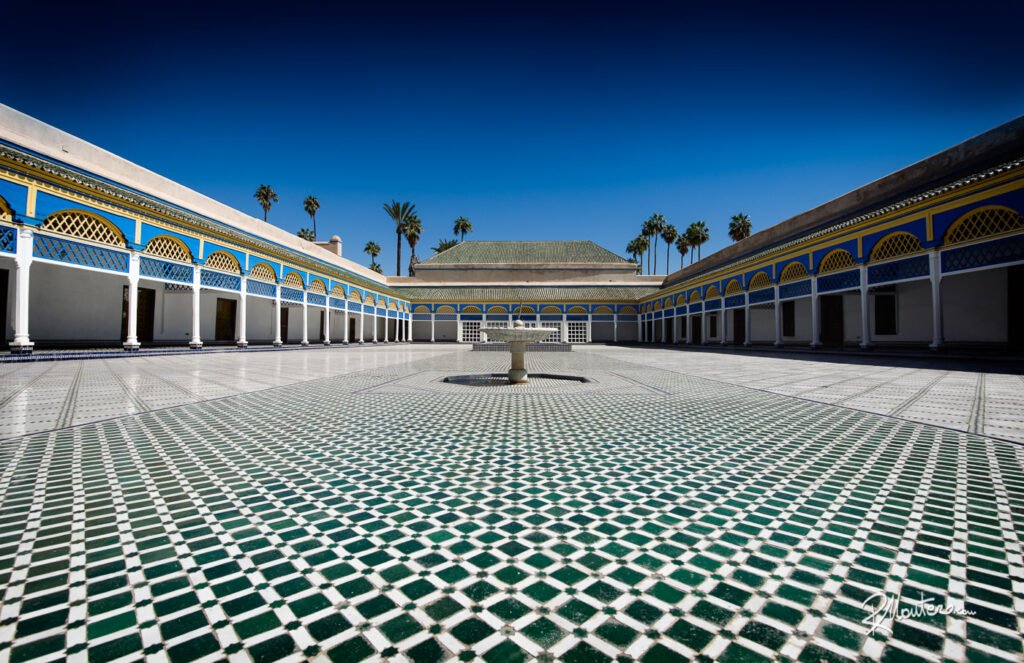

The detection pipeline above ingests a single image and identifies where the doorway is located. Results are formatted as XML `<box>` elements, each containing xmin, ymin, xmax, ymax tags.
<box><xmin>733</xmin><ymin>308</ymin><xmax>745</xmax><ymax>345</ymax></box>
<box><xmin>121</xmin><ymin>286</ymin><xmax>156</xmax><ymax>343</ymax></box>
<box><xmin>1010</xmin><ymin>265</ymin><xmax>1024</xmax><ymax>350</ymax></box>
<box><xmin>1</xmin><ymin>269</ymin><xmax>8</xmax><ymax>340</ymax></box>
<box><xmin>215</xmin><ymin>298</ymin><xmax>237</xmax><ymax>341</ymax></box>
<box><xmin>349</xmin><ymin>317</ymin><xmax>357</xmax><ymax>342</ymax></box>
<box><xmin>691</xmin><ymin>315</ymin><xmax>702</xmax><ymax>344</ymax></box>
<box><xmin>280</xmin><ymin>307</ymin><xmax>289</xmax><ymax>342</ymax></box>
<box><xmin>821</xmin><ymin>295</ymin><xmax>844</xmax><ymax>347</ymax></box>
<box><xmin>319</xmin><ymin>311</ymin><xmax>326</xmax><ymax>342</ymax></box>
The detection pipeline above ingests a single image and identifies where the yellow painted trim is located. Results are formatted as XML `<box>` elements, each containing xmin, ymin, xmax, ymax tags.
<box><xmin>26</xmin><ymin>185</ymin><xmax>36</xmax><ymax>218</ymax></box>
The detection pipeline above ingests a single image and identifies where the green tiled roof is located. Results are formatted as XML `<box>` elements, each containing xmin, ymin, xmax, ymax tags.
<box><xmin>420</xmin><ymin>241</ymin><xmax>631</xmax><ymax>265</ymax></box>
<box><xmin>396</xmin><ymin>285</ymin><xmax>657</xmax><ymax>302</ymax></box>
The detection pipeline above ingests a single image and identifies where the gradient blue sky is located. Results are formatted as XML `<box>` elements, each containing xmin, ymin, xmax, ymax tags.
<box><xmin>4</xmin><ymin>1</ymin><xmax>1022</xmax><ymax>275</ymax></box>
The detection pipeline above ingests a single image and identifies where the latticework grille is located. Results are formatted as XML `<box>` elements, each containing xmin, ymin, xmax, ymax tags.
<box><xmin>688</xmin><ymin>290</ymin><xmax>702</xmax><ymax>303</ymax></box>
<box><xmin>778</xmin><ymin>262</ymin><xmax>809</xmax><ymax>283</ymax></box>
<box><xmin>281</xmin><ymin>286</ymin><xmax>304</xmax><ymax>302</ymax></box>
<box><xmin>870</xmin><ymin>232</ymin><xmax>923</xmax><ymax>261</ymax></box>
<box><xmin>43</xmin><ymin>211</ymin><xmax>125</xmax><ymax>247</ymax></box>
<box><xmin>363</xmin><ymin>294</ymin><xmax>376</xmax><ymax>305</ymax></box>
<box><xmin>724</xmin><ymin>279</ymin><xmax>743</xmax><ymax>295</ymax></box>
<box><xmin>944</xmin><ymin>206</ymin><xmax>1023</xmax><ymax>246</ymax></box>
<box><xmin>818</xmin><ymin>249</ymin><xmax>855</xmax><ymax>274</ymax></box>
<box><xmin>331</xmin><ymin>285</ymin><xmax>346</xmax><ymax>297</ymax></box>
<box><xmin>145</xmin><ymin>236</ymin><xmax>191</xmax><ymax>262</ymax></box>
<box><xmin>205</xmin><ymin>251</ymin><xmax>240</xmax><ymax>273</ymax></box>
<box><xmin>349</xmin><ymin>290</ymin><xmax>362</xmax><ymax>301</ymax></box>
<box><xmin>34</xmin><ymin>234</ymin><xmax>128</xmax><ymax>272</ymax></box>
<box><xmin>748</xmin><ymin>271</ymin><xmax>772</xmax><ymax>290</ymax></box>
<box><xmin>140</xmin><ymin>257</ymin><xmax>193</xmax><ymax>283</ymax></box>
<box><xmin>282</xmin><ymin>272</ymin><xmax>304</xmax><ymax>289</ymax></box>
<box><xmin>200</xmin><ymin>269</ymin><xmax>241</xmax><ymax>291</ymax></box>
<box><xmin>247</xmin><ymin>280</ymin><xmax>276</xmax><ymax>297</ymax></box>
<box><xmin>705</xmin><ymin>285</ymin><xmax>721</xmax><ymax>299</ymax></box>
<box><xmin>249</xmin><ymin>262</ymin><xmax>276</xmax><ymax>282</ymax></box>
<box><xmin>0</xmin><ymin>226</ymin><xmax>16</xmax><ymax>253</ymax></box>
<box><xmin>308</xmin><ymin>279</ymin><xmax>327</xmax><ymax>294</ymax></box>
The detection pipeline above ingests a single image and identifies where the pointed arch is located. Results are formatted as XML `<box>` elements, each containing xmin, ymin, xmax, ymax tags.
<box><xmin>204</xmin><ymin>250</ymin><xmax>240</xmax><ymax>273</ymax></box>
<box><xmin>43</xmin><ymin>210</ymin><xmax>125</xmax><ymax>247</ymax></box>
<box><xmin>145</xmin><ymin>235</ymin><xmax>192</xmax><ymax>262</ymax></box>
<box><xmin>818</xmin><ymin>249</ymin><xmax>856</xmax><ymax>274</ymax></box>
<box><xmin>778</xmin><ymin>262</ymin><xmax>809</xmax><ymax>283</ymax></box>
<box><xmin>870</xmin><ymin>232</ymin><xmax>923</xmax><ymax>262</ymax></box>
<box><xmin>249</xmin><ymin>262</ymin><xmax>277</xmax><ymax>282</ymax></box>
<box><xmin>943</xmin><ymin>205</ymin><xmax>1023</xmax><ymax>246</ymax></box>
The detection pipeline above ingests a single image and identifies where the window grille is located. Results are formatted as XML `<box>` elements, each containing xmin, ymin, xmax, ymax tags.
<box><xmin>944</xmin><ymin>206</ymin><xmax>1023</xmax><ymax>246</ymax></box>
<box><xmin>145</xmin><ymin>236</ymin><xmax>191</xmax><ymax>262</ymax></box>
<box><xmin>44</xmin><ymin>210</ymin><xmax>125</xmax><ymax>247</ymax></box>
<box><xmin>205</xmin><ymin>251</ymin><xmax>239</xmax><ymax>273</ymax></box>
<box><xmin>870</xmin><ymin>232</ymin><xmax>923</xmax><ymax>262</ymax></box>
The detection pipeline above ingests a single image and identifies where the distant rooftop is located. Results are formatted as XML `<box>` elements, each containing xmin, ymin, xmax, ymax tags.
<box><xmin>419</xmin><ymin>240</ymin><xmax>631</xmax><ymax>266</ymax></box>
<box><xmin>396</xmin><ymin>285</ymin><xmax>657</xmax><ymax>302</ymax></box>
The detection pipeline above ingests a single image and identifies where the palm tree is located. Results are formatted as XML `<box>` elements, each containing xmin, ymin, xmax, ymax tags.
<box><xmin>405</xmin><ymin>213</ymin><xmax>423</xmax><ymax>275</ymax></box>
<box><xmin>634</xmin><ymin>234</ymin><xmax>650</xmax><ymax>274</ymax></box>
<box><xmin>728</xmin><ymin>213</ymin><xmax>752</xmax><ymax>242</ymax></box>
<box><xmin>661</xmin><ymin>223</ymin><xmax>678</xmax><ymax>274</ymax></box>
<box><xmin>363</xmin><ymin>240</ymin><xmax>381</xmax><ymax>270</ymax></box>
<box><xmin>297</xmin><ymin>228</ymin><xmax>315</xmax><ymax>241</ymax></box>
<box><xmin>433</xmin><ymin>238</ymin><xmax>459</xmax><ymax>254</ymax></box>
<box><xmin>675</xmin><ymin>234</ymin><xmax>690</xmax><ymax>266</ymax></box>
<box><xmin>647</xmin><ymin>214</ymin><xmax>667</xmax><ymax>274</ymax></box>
<box><xmin>687</xmin><ymin>221</ymin><xmax>710</xmax><ymax>262</ymax></box>
<box><xmin>303</xmin><ymin>195</ymin><xmax>320</xmax><ymax>241</ymax></box>
<box><xmin>453</xmin><ymin>216</ymin><xmax>473</xmax><ymax>242</ymax></box>
<box><xmin>626</xmin><ymin>238</ymin><xmax>642</xmax><ymax>273</ymax></box>
<box><xmin>383</xmin><ymin>200</ymin><xmax>416</xmax><ymax>276</ymax></box>
<box><xmin>254</xmin><ymin>185</ymin><xmax>278</xmax><ymax>222</ymax></box>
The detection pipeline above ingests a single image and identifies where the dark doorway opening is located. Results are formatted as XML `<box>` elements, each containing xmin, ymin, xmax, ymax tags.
<box><xmin>733</xmin><ymin>308</ymin><xmax>745</xmax><ymax>345</ymax></box>
<box><xmin>0</xmin><ymin>269</ymin><xmax>8</xmax><ymax>341</ymax></box>
<box><xmin>821</xmin><ymin>295</ymin><xmax>844</xmax><ymax>347</ymax></box>
<box><xmin>121</xmin><ymin>286</ymin><xmax>156</xmax><ymax>343</ymax></box>
<box><xmin>280</xmin><ymin>307</ymin><xmax>289</xmax><ymax>343</ymax></box>
<box><xmin>349</xmin><ymin>317</ymin><xmax>357</xmax><ymax>342</ymax></box>
<box><xmin>215</xmin><ymin>298</ymin><xmax>237</xmax><ymax>341</ymax></box>
<box><xmin>319</xmin><ymin>311</ymin><xmax>326</xmax><ymax>342</ymax></box>
<box><xmin>1010</xmin><ymin>265</ymin><xmax>1024</xmax><ymax>350</ymax></box>
<box><xmin>691</xmin><ymin>315</ymin><xmax>702</xmax><ymax>344</ymax></box>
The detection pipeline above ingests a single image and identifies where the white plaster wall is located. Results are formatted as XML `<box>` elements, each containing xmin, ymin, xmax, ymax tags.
<box><xmin>781</xmin><ymin>298</ymin><xmax>811</xmax><ymax>343</ymax></box>
<box><xmin>749</xmin><ymin>304</ymin><xmax>775</xmax><ymax>344</ymax></box>
<box><xmin>872</xmin><ymin>280</ymin><xmax>931</xmax><ymax>344</ymax></box>
<box><xmin>30</xmin><ymin>263</ymin><xmax>124</xmax><ymax>342</ymax></box>
<box><xmin>617</xmin><ymin>320</ymin><xmax>638</xmax><ymax>342</ymax></box>
<box><xmin>842</xmin><ymin>292</ymin><xmax>863</xmax><ymax>344</ymax></box>
<box><xmin>247</xmin><ymin>297</ymin><xmax>276</xmax><ymax>343</ymax></box>
<box><xmin>411</xmin><ymin>320</ymin><xmax>431</xmax><ymax>341</ymax></box>
<box><xmin>434</xmin><ymin>320</ymin><xmax>458</xmax><ymax>341</ymax></box>
<box><xmin>943</xmin><ymin>268</ymin><xmax>1008</xmax><ymax>343</ymax></box>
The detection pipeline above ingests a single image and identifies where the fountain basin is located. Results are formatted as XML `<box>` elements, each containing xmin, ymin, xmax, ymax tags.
<box><xmin>480</xmin><ymin>321</ymin><xmax>554</xmax><ymax>383</ymax></box>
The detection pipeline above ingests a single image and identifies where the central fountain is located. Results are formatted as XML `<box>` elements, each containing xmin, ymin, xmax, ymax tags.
<box><xmin>479</xmin><ymin>320</ymin><xmax>554</xmax><ymax>383</ymax></box>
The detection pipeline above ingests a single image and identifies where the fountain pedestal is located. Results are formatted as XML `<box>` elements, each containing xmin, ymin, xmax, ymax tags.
<box><xmin>480</xmin><ymin>320</ymin><xmax>554</xmax><ymax>384</ymax></box>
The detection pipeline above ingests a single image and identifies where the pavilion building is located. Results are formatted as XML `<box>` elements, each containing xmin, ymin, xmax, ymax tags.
<box><xmin>1</xmin><ymin>104</ymin><xmax>1022</xmax><ymax>353</ymax></box>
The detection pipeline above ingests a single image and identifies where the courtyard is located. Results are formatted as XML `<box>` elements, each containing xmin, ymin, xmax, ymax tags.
<box><xmin>0</xmin><ymin>345</ymin><xmax>1022</xmax><ymax>662</ymax></box>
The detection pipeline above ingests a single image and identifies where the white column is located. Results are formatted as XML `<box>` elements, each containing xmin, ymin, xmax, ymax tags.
<box><xmin>359</xmin><ymin>309</ymin><xmax>365</xmax><ymax>344</ymax></box>
<box><xmin>430</xmin><ymin>313</ymin><xmax>436</xmax><ymax>342</ymax></box>
<box><xmin>323</xmin><ymin>300</ymin><xmax>331</xmax><ymax>346</ymax></box>
<box><xmin>613</xmin><ymin>313</ymin><xmax>618</xmax><ymax>342</ymax></box>
<box><xmin>810</xmin><ymin>276</ymin><xmax>821</xmax><ymax>348</ymax></box>
<box><xmin>743</xmin><ymin>300</ymin><xmax>752</xmax><ymax>347</ymax></box>
<box><xmin>636</xmin><ymin>315</ymin><xmax>642</xmax><ymax>343</ymax></box>
<box><xmin>372</xmin><ymin>309</ymin><xmax>378</xmax><ymax>343</ymax></box>
<box><xmin>702</xmin><ymin>311</ymin><xmax>708</xmax><ymax>345</ymax></box>
<box><xmin>273</xmin><ymin>282</ymin><xmax>283</xmax><ymax>346</ymax></box>
<box><xmin>10</xmin><ymin>226</ymin><xmax>34</xmax><ymax>353</ymax></box>
<box><xmin>190</xmin><ymin>265</ymin><xmax>203</xmax><ymax>349</ymax></box>
<box><xmin>238</xmin><ymin>275</ymin><xmax>248</xmax><ymax>347</ymax></box>
<box><xmin>773</xmin><ymin>284</ymin><xmax>783</xmax><ymax>347</ymax></box>
<box><xmin>456</xmin><ymin>313</ymin><xmax>463</xmax><ymax>342</ymax></box>
<box><xmin>343</xmin><ymin>301</ymin><xmax>350</xmax><ymax>344</ymax></box>
<box><xmin>660</xmin><ymin>315</ymin><xmax>666</xmax><ymax>344</ymax></box>
<box><xmin>561</xmin><ymin>314</ymin><xmax>568</xmax><ymax>344</ymax></box>
<box><xmin>929</xmin><ymin>251</ymin><xmax>943</xmax><ymax>350</ymax></box>
<box><xmin>300</xmin><ymin>290</ymin><xmax>309</xmax><ymax>346</ymax></box>
<box><xmin>124</xmin><ymin>250</ymin><xmax>141</xmax><ymax>351</ymax></box>
<box><xmin>384</xmin><ymin>311</ymin><xmax>390</xmax><ymax>343</ymax></box>
<box><xmin>720</xmin><ymin>305</ymin><xmax>728</xmax><ymax>346</ymax></box>
<box><xmin>859</xmin><ymin>264</ymin><xmax>871</xmax><ymax>349</ymax></box>
<box><xmin>587</xmin><ymin>313</ymin><xmax>592</xmax><ymax>343</ymax></box>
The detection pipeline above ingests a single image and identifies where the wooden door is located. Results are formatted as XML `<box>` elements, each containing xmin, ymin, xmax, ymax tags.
<box><xmin>138</xmin><ymin>288</ymin><xmax>155</xmax><ymax>342</ymax></box>
<box><xmin>215</xmin><ymin>298</ymin><xmax>237</xmax><ymax>341</ymax></box>
<box><xmin>733</xmin><ymin>308</ymin><xmax>745</xmax><ymax>345</ymax></box>
<box><xmin>821</xmin><ymin>295</ymin><xmax>844</xmax><ymax>347</ymax></box>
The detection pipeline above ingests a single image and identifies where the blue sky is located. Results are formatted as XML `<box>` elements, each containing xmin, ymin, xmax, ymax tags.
<box><xmin>4</xmin><ymin>1</ymin><xmax>1022</xmax><ymax>275</ymax></box>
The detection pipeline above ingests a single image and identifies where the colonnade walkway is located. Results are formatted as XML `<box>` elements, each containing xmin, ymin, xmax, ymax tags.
<box><xmin>0</xmin><ymin>345</ymin><xmax>1021</xmax><ymax>662</ymax></box>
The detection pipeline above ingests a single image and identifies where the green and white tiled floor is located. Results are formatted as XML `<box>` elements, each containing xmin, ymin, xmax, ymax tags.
<box><xmin>0</xmin><ymin>346</ymin><xmax>1022</xmax><ymax>662</ymax></box>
